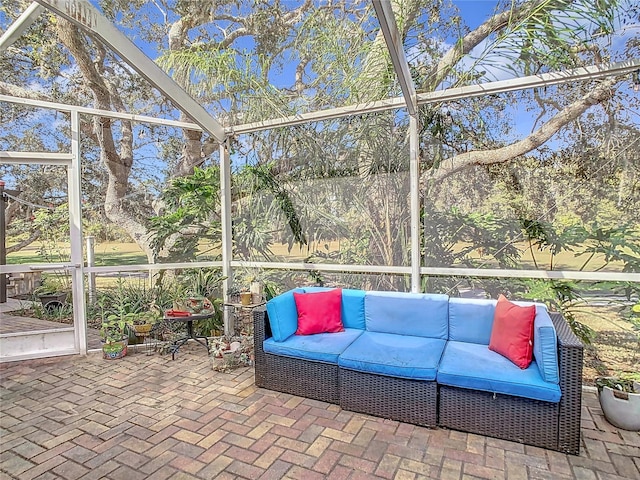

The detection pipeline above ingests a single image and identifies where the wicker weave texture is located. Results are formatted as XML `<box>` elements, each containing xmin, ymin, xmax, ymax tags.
<box><xmin>253</xmin><ymin>309</ymin><xmax>340</xmax><ymax>404</ymax></box>
<box><xmin>551</xmin><ymin>312</ymin><xmax>584</xmax><ymax>455</ymax></box>
<box><xmin>340</xmin><ymin>369</ymin><xmax>438</xmax><ymax>427</ymax></box>
<box><xmin>439</xmin><ymin>385</ymin><xmax>560</xmax><ymax>451</ymax></box>
<box><xmin>253</xmin><ymin>308</ymin><xmax>269</xmax><ymax>389</ymax></box>
<box><xmin>265</xmin><ymin>354</ymin><xmax>340</xmax><ymax>403</ymax></box>
<box><xmin>254</xmin><ymin>306</ymin><xmax>583</xmax><ymax>454</ymax></box>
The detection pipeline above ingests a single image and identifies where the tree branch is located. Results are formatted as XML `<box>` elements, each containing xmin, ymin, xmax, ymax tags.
<box><xmin>424</xmin><ymin>0</ymin><xmax>562</xmax><ymax>90</ymax></box>
<box><xmin>424</xmin><ymin>77</ymin><xmax>617</xmax><ymax>185</ymax></box>
<box><xmin>0</xmin><ymin>81</ymin><xmax>51</xmax><ymax>101</ymax></box>
<box><xmin>6</xmin><ymin>229</ymin><xmax>41</xmax><ymax>255</ymax></box>
<box><xmin>55</xmin><ymin>20</ymin><xmax>153</xmax><ymax>260</ymax></box>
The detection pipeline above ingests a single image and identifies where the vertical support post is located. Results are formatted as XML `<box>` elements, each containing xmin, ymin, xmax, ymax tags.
<box><xmin>0</xmin><ymin>180</ymin><xmax>6</xmax><ymax>303</ymax></box>
<box><xmin>409</xmin><ymin>114</ymin><xmax>421</xmax><ymax>293</ymax></box>
<box><xmin>86</xmin><ymin>236</ymin><xmax>96</xmax><ymax>304</ymax></box>
<box><xmin>69</xmin><ymin>110</ymin><xmax>87</xmax><ymax>354</ymax></box>
<box><xmin>219</xmin><ymin>140</ymin><xmax>233</xmax><ymax>335</ymax></box>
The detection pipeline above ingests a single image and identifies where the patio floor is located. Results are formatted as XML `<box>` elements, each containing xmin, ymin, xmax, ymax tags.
<box><xmin>0</xmin><ymin>298</ymin><xmax>103</xmax><ymax>350</ymax></box>
<box><xmin>1</xmin><ymin>343</ymin><xmax>638</xmax><ymax>480</ymax></box>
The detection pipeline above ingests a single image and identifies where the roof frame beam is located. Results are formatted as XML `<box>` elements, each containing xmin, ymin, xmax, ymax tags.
<box><xmin>33</xmin><ymin>0</ymin><xmax>227</xmax><ymax>142</ymax></box>
<box><xmin>371</xmin><ymin>0</ymin><xmax>417</xmax><ymax>116</ymax></box>
<box><xmin>0</xmin><ymin>2</ymin><xmax>45</xmax><ymax>52</ymax></box>
<box><xmin>230</xmin><ymin>58</ymin><xmax>640</xmax><ymax>134</ymax></box>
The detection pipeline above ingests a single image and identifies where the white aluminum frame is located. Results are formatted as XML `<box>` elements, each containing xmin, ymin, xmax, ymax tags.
<box><xmin>0</xmin><ymin>2</ymin><xmax>44</xmax><ymax>51</ymax></box>
<box><xmin>34</xmin><ymin>0</ymin><xmax>226</xmax><ymax>142</ymax></box>
<box><xmin>230</xmin><ymin>59</ymin><xmax>640</xmax><ymax>135</ymax></box>
<box><xmin>1</xmin><ymin>2</ymin><xmax>639</xmax><ymax>361</ymax></box>
<box><xmin>372</xmin><ymin>0</ymin><xmax>418</xmax><ymax>116</ymax></box>
<box><xmin>0</xmin><ymin>148</ymin><xmax>84</xmax><ymax>362</ymax></box>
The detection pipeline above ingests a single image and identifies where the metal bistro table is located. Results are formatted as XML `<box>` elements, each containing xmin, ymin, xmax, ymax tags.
<box><xmin>164</xmin><ymin>312</ymin><xmax>211</xmax><ymax>360</ymax></box>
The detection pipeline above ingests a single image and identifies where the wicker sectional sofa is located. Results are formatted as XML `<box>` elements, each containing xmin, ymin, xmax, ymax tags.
<box><xmin>253</xmin><ymin>288</ymin><xmax>583</xmax><ymax>454</ymax></box>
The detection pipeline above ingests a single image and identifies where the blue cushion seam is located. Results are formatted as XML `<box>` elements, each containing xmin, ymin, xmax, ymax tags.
<box><xmin>437</xmin><ymin>371</ymin><xmax>558</xmax><ymax>392</ymax></box>
<box><xmin>264</xmin><ymin>351</ymin><xmax>337</xmax><ymax>365</ymax></box>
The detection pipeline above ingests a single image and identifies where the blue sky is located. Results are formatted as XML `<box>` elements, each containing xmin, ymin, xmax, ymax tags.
<box><xmin>1</xmin><ymin>1</ymin><xmax>637</xmax><ymax>174</ymax></box>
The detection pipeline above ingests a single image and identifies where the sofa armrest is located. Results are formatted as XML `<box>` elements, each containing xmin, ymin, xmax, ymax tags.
<box><xmin>253</xmin><ymin>308</ymin><xmax>269</xmax><ymax>387</ymax></box>
<box><xmin>549</xmin><ymin>312</ymin><xmax>583</xmax><ymax>455</ymax></box>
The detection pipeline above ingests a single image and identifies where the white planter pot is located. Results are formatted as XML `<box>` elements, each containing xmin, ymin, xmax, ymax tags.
<box><xmin>598</xmin><ymin>382</ymin><xmax>640</xmax><ymax>431</ymax></box>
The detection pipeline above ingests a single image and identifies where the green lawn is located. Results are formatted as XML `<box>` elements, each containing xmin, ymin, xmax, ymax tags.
<box><xmin>7</xmin><ymin>242</ymin><xmax>147</xmax><ymax>266</ymax></box>
<box><xmin>8</xmin><ymin>239</ymin><xmax>629</xmax><ymax>272</ymax></box>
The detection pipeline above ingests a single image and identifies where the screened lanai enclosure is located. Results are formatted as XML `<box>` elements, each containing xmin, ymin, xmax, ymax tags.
<box><xmin>0</xmin><ymin>0</ymin><xmax>639</xmax><ymax>369</ymax></box>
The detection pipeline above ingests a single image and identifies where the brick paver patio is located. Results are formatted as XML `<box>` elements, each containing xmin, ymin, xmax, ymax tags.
<box><xmin>1</xmin><ymin>342</ymin><xmax>638</xmax><ymax>480</ymax></box>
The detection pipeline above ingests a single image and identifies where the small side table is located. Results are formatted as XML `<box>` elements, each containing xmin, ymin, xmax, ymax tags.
<box><xmin>164</xmin><ymin>313</ymin><xmax>212</xmax><ymax>360</ymax></box>
<box><xmin>224</xmin><ymin>300</ymin><xmax>265</xmax><ymax>335</ymax></box>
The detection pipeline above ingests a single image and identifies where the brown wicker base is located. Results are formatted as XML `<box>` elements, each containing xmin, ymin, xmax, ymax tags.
<box><xmin>340</xmin><ymin>369</ymin><xmax>438</xmax><ymax>427</ymax></box>
<box><xmin>263</xmin><ymin>353</ymin><xmax>339</xmax><ymax>403</ymax></box>
<box><xmin>253</xmin><ymin>308</ymin><xmax>339</xmax><ymax>404</ymax></box>
<box><xmin>439</xmin><ymin>385</ymin><xmax>559</xmax><ymax>450</ymax></box>
<box><xmin>254</xmin><ymin>306</ymin><xmax>583</xmax><ymax>454</ymax></box>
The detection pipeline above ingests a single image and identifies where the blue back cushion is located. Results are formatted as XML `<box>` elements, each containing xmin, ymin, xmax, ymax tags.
<box><xmin>265</xmin><ymin>288</ymin><xmax>303</xmax><ymax>342</ymax></box>
<box><xmin>533</xmin><ymin>306</ymin><xmax>559</xmax><ymax>384</ymax></box>
<box><xmin>448</xmin><ymin>298</ymin><xmax>497</xmax><ymax>344</ymax></box>
<box><xmin>303</xmin><ymin>287</ymin><xmax>366</xmax><ymax>330</ymax></box>
<box><xmin>448</xmin><ymin>297</ymin><xmax>559</xmax><ymax>383</ymax></box>
<box><xmin>364</xmin><ymin>291</ymin><xmax>449</xmax><ymax>339</ymax></box>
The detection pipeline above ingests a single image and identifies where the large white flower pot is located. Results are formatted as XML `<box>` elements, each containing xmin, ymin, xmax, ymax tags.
<box><xmin>598</xmin><ymin>382</ymin><xmax>640</xmax><ymax>431</ymax></box>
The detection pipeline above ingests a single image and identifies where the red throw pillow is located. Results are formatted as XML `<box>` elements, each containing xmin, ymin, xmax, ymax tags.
<box><xmin>489</xmin><ymin>294</ymin><xmax>536</xmax><ymax>369</ymax></box>
<box><xmin>294</xmin><ymin>289</ymin><xmax>344</xmax><ymax>335</ymax></box>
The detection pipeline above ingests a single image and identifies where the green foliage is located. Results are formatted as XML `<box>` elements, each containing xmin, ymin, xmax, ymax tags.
<box><xmin>22</xmin><ymin>300</ymin><xmax>73</xmax><ymax>323</ymax></box>
<box><xmin>157</xmin><ymin>46</ymin><xmax>244</xmax><ymax>97</ymax></box>
<box><xmin>596</xmin><ymin>376</ymin><xmax>638</xmax><ymax>393</ymax></box>
<box><xmin>452</xmin><ymin>0</ymin><xmax>619</xmax><ymax>81</ymax></box>
<box><xmin>100</xmin><ymin>313</ymin><xmax>134</xmax><ymax>344</ymax></box>
<box><xmin>420</xmin><ymin>207</ymin><xmax>521</xmax><ymax>293</ymax></box>
<box><xmin>244</xmin><ymin>164</ymin><xmax>307</xmax><ymax>252</ymax></box>
<box><xmin>150</xmin><ymin>166</ymin><xmax>222</xmax><ymax>261</ymax></box>
<box><xmin>96</xmin><ymin>278</ymin><xmax>171</xmax><ymax>322</ymax></box>
<box><xmin>515</xmin><ymin>221</ymin><xmax>640</xmax><ymax>343</ymax></box>
<box><xmin>517</xmin><ymin>279</ymin><xmax>594</xmax><ymax>344</ymax></box>
<box><xmin>150</xmin><ymin>164</ymin><xmax>308</xmax><ymax>263</ymax></box>
<box><xmin>34</xmin><ymin>274</ymin><xmax>71</xmax><ymax>295</ymax></box>
<box><xmin>628</xmin><ymin>302</ymin><xmax>640</xmax><ymax>333</ymax></box>
<box><xmin>178</xmin><ymin>268</ymin><xmax>226</xmax><ymax>298</ymax></box>
<box><xmin>174</xmin><ymin>268</ymin><xmax>226</xmax><ymax>336</ymax></box>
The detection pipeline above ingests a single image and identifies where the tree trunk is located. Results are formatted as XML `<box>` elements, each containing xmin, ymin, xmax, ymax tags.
<box><xmin>56</xmin><ymin>20</ymin><xmax>155</xmax><ymax>262</ymax></box>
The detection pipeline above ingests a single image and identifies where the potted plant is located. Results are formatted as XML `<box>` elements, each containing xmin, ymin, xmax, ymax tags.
<box><xmin>34</xmin><ymin>274</ymin><xmax>70</xmax><ymax>310</ymax></box>
<box><xmin>100</xmin><ymin>312</ymin><xmax>135</xmax><ymax>360</ymax></box>
<box><xmin>130</xmin><ymin>309</ymin><xmax>161</xmax><ymax>337</ymax></box>
<box><xmin>596</xmin><ymin>376</ymin><xmax>640</xmax><ymax>431</ymax></box>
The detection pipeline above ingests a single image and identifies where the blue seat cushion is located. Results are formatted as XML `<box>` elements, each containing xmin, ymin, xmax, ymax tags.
<box><xmin>437</xmin><ymin>341</ymin><xmax>561</xmax><ymax>403</ymax></box>
<box><xmin>263</xmin><ymin>328</ymin><xmax>363</xmax><ymax>364</ymax></box>
<box><xmin>302</xmin><ymin>287</ymin><xmax>366</xmax><ymax>330</ymax></box>
<box><xmin>364</xmin><ymin>291</ymin><xmax>449</xmax><ymax>339</ymax></box>
<box><xmin>338</xmin><ymin>331</ymin><xmax>446</xmax><ymax>381</ymax></box>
